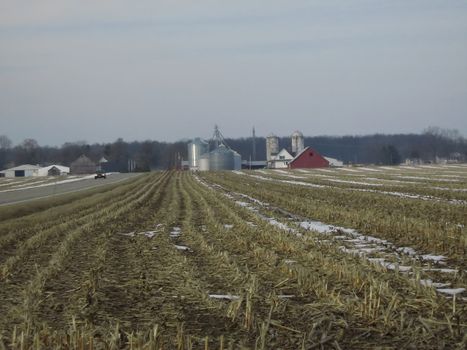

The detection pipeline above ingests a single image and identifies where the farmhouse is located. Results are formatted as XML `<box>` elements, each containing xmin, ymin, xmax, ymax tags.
<box><xmin>0</xmin><ymin>164</ymin><xmax>41</xmax><ymax>177</ymax></box>
<box><xmin>268</xmin><ymin>149</ymin><xmax>294</xmax><ymax>169</ymax></box>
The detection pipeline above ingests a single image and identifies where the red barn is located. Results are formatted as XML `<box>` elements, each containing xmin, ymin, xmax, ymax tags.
<box><xmin>289</xmin><ymin>147</ymin><xmax>329</xmax><ymax>169</ymax></box>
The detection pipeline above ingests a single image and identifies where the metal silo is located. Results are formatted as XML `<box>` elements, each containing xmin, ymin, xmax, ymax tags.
<box><xmin>291</xmin><ymin>130</ymin><xmax>304</xmax><ymax>154</ymax></box>
<box><xmin>209</xmin><ymin>144</ymin><xmax>235</xmax><ymax>171</ymax></box>
<box><xmin>188</xmin><ymin>138</ymin><xmax>208</xmax><ymax>169</ymax></box>
<box><xmin>266</xmin><ymin>133</ymin><xmax>279</xmax><ymax>161</ymax></box>
<box><xmin>233</xmin><ymin>151</ymin><xmax>242</xmax><ymax>170</ymax></box>
<box><xmin>199</xmin><ymin>153</ymin><xmax>210</xmax><ymax>171</ymax></box>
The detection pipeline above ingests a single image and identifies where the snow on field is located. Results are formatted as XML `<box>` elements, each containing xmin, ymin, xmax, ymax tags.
<box><xmin>398</xmin><ymin>166</ymin><xmax>420</xmax><ymax>170</ymax></box>
<box><xmin>436</xmin><ymin>288</ymin><xmax>466</xmax><ymax>296</ymax></box>
<box><xmin>174</xmin><ymin>245</ymin><xmax>192</xmax><ymax>251</ymax></box>
<box><xmin>271</xmin><ymin>170</ymin><xmax>306</xmax><ymax>179</ymax></box>
<box><xmin>338</xmin><ymin>168</ymin><xmax>361</xmax><ymax>172</ymax></box>
<box><xmin>278</xmin><ymin>172</ymin><xmax>465</xmax><ymax>190</ymax></box>
<box><xmin>420</xmin><ymin>279</ymin><xmax>450</xmax><ymax>288</ymax></box>
<box><xmin>247</xmin><ymin>174</ymin><xmax>328</xmax><ymax>189</ymax></box>
<box><xmin>232</xmin><ymin>171</ymin><xmax>245</xmax><ymax>175</ymax></box>
<box><xmin>358</xmin><ymin>167</ymin><xmax>381</xmax><ymax>172</ymax></box>
<box><xmin>379</xmin><ymin>167</ymin><xmax>398</xmax><ymax>171</ymax></box>
<box><xmin>0</xmin><ymin>175</ymin><xmax>95</xmax><ymax>193</ymax></box>
<box><xmin>5</xmin><ymin>179</ymin><xmax>51</xmax><ymax>189</ymax></box>
<box><xmin>120</xmin><ymin>229</ymin><xmax>160</xmax><ymax>238</ymax></box>
<box><xmin>170</xmin><ymin>227</ymin><xmax>181</xmax><ymax>238</ymax></box>
<box><xmin>419</xmin><ymin>165</ymin><xmax>446</xmax><ymax>169</ymax></box>
<box><xmin>315</xmin><ymin>168</ymin><xmax>335</xmax><ymax>173</ymax></box>
<box><xmin>364</xmin><ymin>177</ymin><xmax>418</xmax><ymax>185</ymax></box>
<box><xmin>209</xmin><ymin>294</ymin><xmax>240</xmax><ymax>300</ymax></box>
<box><xmin>325</xmin><ymin>178</ymin><xmax>384</xmax><ymax>186</ymax></box>
<box><xmin>242</xmin><ymin>173</ymin><xmax>466</xmax><ymax>205</ymax></box>
<box><xmin>196</xmin><ymin>175</ymin><xmax>466</xmax><ymax>301</ymax></box>
<box><xmin>431</xmin><ymin>186</ymin><xmax>467</xmax><ymax>192</ymax></box>
<box><xmin>397</xmin><ymin>175</ymin><xmax>460</xmax><ymax>182</ymax></box>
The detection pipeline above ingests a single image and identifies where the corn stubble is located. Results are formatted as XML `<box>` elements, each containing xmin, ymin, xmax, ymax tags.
<box><xmin>0</xmin><ymin>168</ymin><xmax>465</xmax><ymax>349</ymax></box>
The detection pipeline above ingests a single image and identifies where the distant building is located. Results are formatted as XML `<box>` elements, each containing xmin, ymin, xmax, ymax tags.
<box><xmin>70</xmin><ymin>155</ymin><xmax>96</xmax><ymax>174</ymax></box>
<box><xmin>188</xmin><ymin>126</ymin><xmax>242</xmax><ymax>171</ymax></box>
<box><xmin>241</xmin><ymin>160</ymin><xmax>267</xmax><ymax>169</ymax></box>
<box><xmin>268</xmin><ymin>149</ymin><xmax>294</xmax><ymax>169</ymax></box>
<box><xmin>38</xmin><ymin>165</ymin><xmax>70</xmax><ymax>176</ymax></box>
<box><xmin>289</xmin><ymin>147</ymin><xmax>330</xmax><ymax>169</ymax></box>
<box><xmin>0</xmin><ymin>164</ymin><xmax>41</xmax><ymax>177</ymax></box>
<box><xmin>324</xmin><ymin>156</ymin><xmax>343</xmax><ymax>167</ymax></box>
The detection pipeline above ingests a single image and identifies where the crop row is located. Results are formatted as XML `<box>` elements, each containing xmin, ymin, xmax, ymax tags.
<box><xmin>0</xmin><ymin>171</ymin><xmax>465</xmax><ymax>349</ymax></box>
<box><xmin>203</xmin><ymin>172</ymin><xmax>467</xmax><ymax>269</ymax></box>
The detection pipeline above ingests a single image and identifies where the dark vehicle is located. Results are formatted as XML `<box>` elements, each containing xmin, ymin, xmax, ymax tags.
<box><xmin>94</xmin><ymin>171</ymin><xmax>107</xmax><ymax>179</ymax></box>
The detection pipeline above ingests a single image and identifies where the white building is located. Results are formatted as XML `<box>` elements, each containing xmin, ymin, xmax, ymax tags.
<box><xmin>0</xmin><ymin>164</ymin><xmax>41</xmax><ymax>177</ymax></box>
<box><xmin>38</xmin><ymin>165</ymin><xmax>70</xmax><ymax>176</ymax></box>
<box><xmin>324</xmin><ymin>157</ymin><xmax>343</xmax><ymax>167</ymax></box>
<box><xmin>268</xmin><ymin>149</ymin><xmax>294</xmax><ymax>169</ymax></box>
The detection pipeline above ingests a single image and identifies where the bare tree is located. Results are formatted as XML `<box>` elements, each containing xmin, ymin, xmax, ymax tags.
<box><xmin>0</xmin><ymin>135</ymin><xmax>12</xmax><ymax>149</ymax></box>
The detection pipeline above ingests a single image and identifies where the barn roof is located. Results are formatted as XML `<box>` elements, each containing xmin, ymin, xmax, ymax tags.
<box><xmin>40</xmin><ymin>165</ymin><xmax>70</xmax><ymax>172</ymax></box>
<box><xmin>1</xmin><ymin>164</ymin><xmax>41</xmax><ymax>172</ymax></box>
<box><xmin>291</xmin><ymin>146</ymin><xmax>311</xmax><ymax>161</ymax></box>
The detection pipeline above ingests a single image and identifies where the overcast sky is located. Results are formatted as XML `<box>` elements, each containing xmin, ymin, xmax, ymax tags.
<box><xmin>1</xmin><ymin>0</ymin><xmax>467</xmax><ymax>146</ymax></box>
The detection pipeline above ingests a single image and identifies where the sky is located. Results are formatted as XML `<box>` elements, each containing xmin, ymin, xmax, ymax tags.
<box><xmin>1</xmin><ymin>0</ymin><xmax>467</xmax><ymax>146</ymax></box>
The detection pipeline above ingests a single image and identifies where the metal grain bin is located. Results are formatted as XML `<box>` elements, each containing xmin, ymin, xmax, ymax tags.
<box><xmin>188</xmin><ymin>138</ymin><xmax>208</xmax><ymax>169</ymax></box>
<box><xmin>233</xmin><ymin>151</ymin><xmax>242</xmax><ymax>170</ymax></box>
<box><xmin>199</xmin><ymin>153</ymin><xmax>210</xmax><ymax>171</ymax></box>
<box><xmin>209</xmin><ymin>145</ymin><xmax>235</xmax><ymax>171</ymax></box>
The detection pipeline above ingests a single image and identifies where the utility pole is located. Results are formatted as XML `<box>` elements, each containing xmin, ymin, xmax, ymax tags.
<box><xmin>252</xmin><ymin>126</ymin><xmax>256</xmax><ymax>162</ymax></box>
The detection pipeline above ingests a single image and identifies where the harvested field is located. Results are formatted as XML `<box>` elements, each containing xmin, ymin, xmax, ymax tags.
<box><xmin>0</xmin><ymin>166</ymin><xmax>466</xmax><ymax>349</ymax></box>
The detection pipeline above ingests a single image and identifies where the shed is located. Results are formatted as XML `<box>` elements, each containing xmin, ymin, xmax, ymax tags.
<box><xmin>0</xmin><ymin>164</ymin><xmax>41</xmax><ymax>178</ymax></box>
<box><xmin>70</xmin><ymin>155</ymin><xmax>96</xmax><ymax>174</ymax></box>
<box><xmin>289</xmin><ymin>147</ymin><xmax>329</xmax><ymax>169</ymax></box>
<box><xmin>38</xmin><ymin>165</ymin><xmax>70</xmax><ymax>176</ymax></box>
<box><xmin>324</xmin><ymin>157</ymin><xmax>343</xmax><ymax>167</ymax></box>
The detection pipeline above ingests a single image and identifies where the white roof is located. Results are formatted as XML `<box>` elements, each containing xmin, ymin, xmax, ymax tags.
<box><xmin>40</xmin><ymin>165</ymin><xmax>70</xmax><ymax>172</ymax></box>
<box><xmin>271</xmin><ymin>148</ymin><xmax>293</xmax><ymax>161</ymax></box>
<box><xmin>324</xmin><ymin>156</ymin><xmax>339</xmax><ymax>162</ymax></box>
<box><xmin>324</xmin><ymin>156</ymin><xmax>343</xmax><ymax>166</ymax></box>
<box><xmin>2</xmin><ymin>164</ymin><xmax>41</xmax><ymax>171</ymax></box>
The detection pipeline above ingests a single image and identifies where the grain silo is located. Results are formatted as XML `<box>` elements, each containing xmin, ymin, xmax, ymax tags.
<box><xmin>291</xmin><ymin>130</ymin><xmax>304</xmax><ymax>154</ymax></box>
<box><xmin>70</xmin><ymin>155</ymin><xmax>96</xmax><ymax>175</ymax></box>
<box><xmin>233</xmin><ymin>151</ymin><xmax>242</xmax><ymax>170</ymax></box>
<box><xmin>199</xmin><ymin>153</ymin><xmax>210</xmax><ymax>171</ymax></box>
<box><xmin>209</xmin><ymin>144</ymin><xmax>235</xmax><ymax>171</ymax></box>
<box><xmin>266</xmin><ymin>133</ymin><xmax>279</xmax><ymax>161</ymax></box>
<box><xmin>188</xmin><ymin>138</ymin><xmax>208</xmax><ymax>170</ymax></box>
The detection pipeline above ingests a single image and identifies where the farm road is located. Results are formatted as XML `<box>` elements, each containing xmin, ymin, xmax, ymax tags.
<box><xmin>0</xmin><ymin>173</ymin><xmax>141</xmax><ymax>206</ymax></box>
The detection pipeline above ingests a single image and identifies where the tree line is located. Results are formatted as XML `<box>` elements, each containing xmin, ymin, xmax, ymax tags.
<box><xmin>0</xmin><ymin>127</ymin><xmax>465</xmax><ymax>171</ymax></box>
